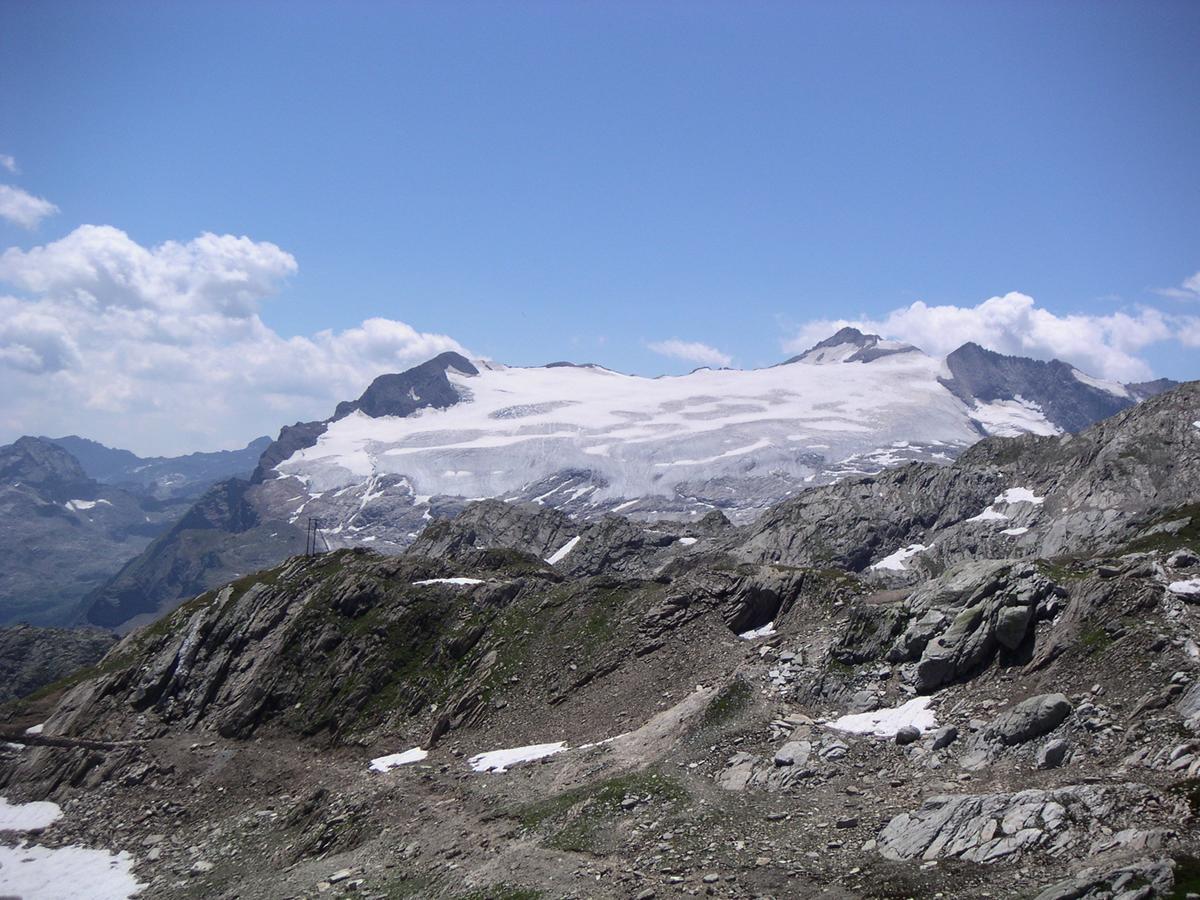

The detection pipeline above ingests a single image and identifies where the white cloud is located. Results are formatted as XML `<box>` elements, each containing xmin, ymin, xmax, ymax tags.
<box><xmin>0</xmin><ymin>225</ymin><xmax>467</xmax><ymax>454</ymax></box>
<box><xmin>783</xmin><ymin>291</ymin><xmax>1199</xmax><ymax>383</ymax></box>
<box><xmin>0</xmin><ymin>185</ymin><xmax>59</xmax><ymax>229</ymax></box>
<box><xmin>647</xmin><ymin>338</ymin><xmax>732</xmax><ymax>368</ymax></box>
<box><xmin>0</xmin><ymin>155</ymin><xmax>17</xmax><ymax>174</ymax></box>
<box><xmin>1155</xmin><ymin>270</ymin><xmax>1200</xmax><ymax>301</ymax></box>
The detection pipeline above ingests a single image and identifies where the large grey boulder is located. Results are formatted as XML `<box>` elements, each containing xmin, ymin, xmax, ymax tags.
<box><xmin>1037</xmin><ymin>738</ymin><xmax>1071</xmax><ymax>769</ymax></box>
<box><xmin>988</xmin><ymin>693</ymin><xmax>1073</xmax><ymax>746</ymax></box>
<box><xmin>877</xmin><ymin>784</ymin><xmax>1140</xmax><ymax>864</ymax></box>
<box><xmin>874</xmin><ymin>560</ymin><xmax>1056</xmax><ymax>692</ymax></box>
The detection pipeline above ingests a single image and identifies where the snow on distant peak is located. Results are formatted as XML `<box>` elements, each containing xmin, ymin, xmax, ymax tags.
<box><xmin>1070</xmin><ymin>368</ymin><xmax>1130</xmax><ymax>399</ymax></box>
<box><xmin>970</xmin><ymin>396</ymin><xmax>1061</xmax><ymax>438</ymax></box>
<box><xmin>278</xmin><ymin>346</ymin><xmax>981</xmax><ymax>506</ymax></box>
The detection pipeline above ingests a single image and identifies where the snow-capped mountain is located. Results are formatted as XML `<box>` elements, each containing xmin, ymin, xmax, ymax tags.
<box><xmin>264</xmin><ymin>328</ymin><xmax>1158</xmax><ymax>535</ymax></box>
<box><xmin>81</xmin><ymin>329</ymin><xmax>1175</xmax><ymax>628</ymax></box>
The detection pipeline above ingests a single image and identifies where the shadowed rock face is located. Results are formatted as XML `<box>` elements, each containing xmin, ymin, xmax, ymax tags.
<box><xmin>940</xmin><ymin>342</ymin><xmax>1145</xmax><ymax>434</ymax></box>
<box><xmin>0</xmin><ymin>624</ymin><xmax>117</xmax><ymax>703</ymax></box>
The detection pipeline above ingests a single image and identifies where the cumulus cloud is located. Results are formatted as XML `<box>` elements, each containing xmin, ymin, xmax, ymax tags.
<box><xmin>0</xmin><ymin>184</ymin><xmax>59</xmax><ymax>229</ymax></box>
<box><xmin>783</xmin><ymin>291</ymin><xmax>1199</xmax><ymax>383</ymax></box>
<box><xmin>0</xmin><ymin>155</ymin><xmax>17</xmax><ymax>174</ymax></box>
<box><xmin>647</xmin><ymin>338</ymin><xmax>732</xmax><ymax>368</ymax></box>
<box><xmin>0</xmin><ymin>225</ymin><xmax>467</xmax><ymax>454</ymax></box>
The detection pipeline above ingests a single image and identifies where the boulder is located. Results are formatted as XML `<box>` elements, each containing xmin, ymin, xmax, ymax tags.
<box><xmin>1036</xmin><ymin>738</ymin><xmax>1071</xmax><ymax>770</ymax></box>
<box><xmin>930</xmin><ymin>726</ymin><xmax>959</xmax><ymax>751</ymax></box>
<box><xmin>877</xmin><ymin>784</ymin><xmax>1140</xmax><ymax>864</ymax></box>
<box><xmin>895</xmin><ymin>725</ymin><xmax>921</xmax><ymax>746</ymax></box>
<box><xmin>988</xmin><ymin>693</ymin><xmax>1073</xmax><ymax>746</ymax></box>
<box><xmin>773</xmin><ymin>740</ymin><xmax>811</xmax><ymax>768</ymax></box>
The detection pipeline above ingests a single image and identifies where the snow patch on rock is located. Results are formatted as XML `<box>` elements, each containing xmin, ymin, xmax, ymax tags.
<box><xmin>369</xmin><ymin>747</ymin><xmax>428</xmax><ymax>772</ymax></box>
<box><xmin>544</xmin><ymin>536</ymin><xmax>580</xmax><ymax>565</ymax></box>
<box><xmin>469</xmin><ymin>741</ymin><xmax>568</xmax><ymax>773</ymax></box>
<box><xmin>827</xmin><ymin>696</ymin><xmax>937</xmax><ymax>738</ymax></box>
<box><xmin>871</xmin><ymin>544</ymin><xmax>931</xmax><ymax>572</ymax></box>
<box><xmin>0</xmin><ymin>797</ymin><xmax>62</xmax><ymax>831</ymax></box>
<box><xmin>0</xmin><ymin>843</ymin><xmax>144</xmax><ymax>899</ymax></box>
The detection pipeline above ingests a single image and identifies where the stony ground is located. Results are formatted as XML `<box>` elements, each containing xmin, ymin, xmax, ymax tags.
<box><xmin>4</xmin><ymin>542</ymin><xmax>1200</xmax><ymax>900</ymax></box>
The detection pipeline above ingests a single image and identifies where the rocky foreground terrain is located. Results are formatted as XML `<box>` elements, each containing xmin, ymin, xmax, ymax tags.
<box><xmin>1</xmin><ymin>382</ymin><xmax>1199</xmax><ymax>899</ymax></box>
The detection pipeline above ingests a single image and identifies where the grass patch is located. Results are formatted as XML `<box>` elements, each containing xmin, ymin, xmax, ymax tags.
<box><xmin>698</xmin><ymin>678</ymin><xmax>753</xmax><ymax>729</ymax></box>
<box><xmin>1168</xmin><ymin>855</ymin><xmax>1200</xmax><ymax>900</ymax></box>
<box><xmin>455</xmin><ymin>886</ymin><xmax>543</xmax><ymax>900</ymax></box>
<box><xmin>1120</xmin><ymin>504</ymin><xmax>1200</xmax><ymax>555</ymax></box>
<box><xmin>1079</xmin><ymin>625</ymin><xmax>1112</xmax><ymax>654</ymax></box>
<box><xmin>515</xmin><ymin>769</ymin><xmax>688</xmax><ymax>854</ymax></box>
<box><xmin>1036</xmin><ymin>558</ymin><xmax>1089</xmax><ymax>583</ymax></box>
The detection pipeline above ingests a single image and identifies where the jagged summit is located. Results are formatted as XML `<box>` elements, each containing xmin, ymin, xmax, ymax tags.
<box><xmin>785</xmin><ymin>326</ymin><xmax>920</xmax><ymax>365</ymax></box>
<box><xmin>333</xmin><ymin>351</ymin><xmax>479</xmax><ymax>420</ymax></box>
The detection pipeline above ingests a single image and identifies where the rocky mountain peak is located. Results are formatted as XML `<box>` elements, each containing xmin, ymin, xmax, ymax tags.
<box><xmin>0</xmin><ymin>436</ymin><xmax>92</xmax><ymax>500</ymax></box>
<box><xmin>786</xmin><ymin>326</ymin><xmax>920</xmax><ymax>365</ymax></box>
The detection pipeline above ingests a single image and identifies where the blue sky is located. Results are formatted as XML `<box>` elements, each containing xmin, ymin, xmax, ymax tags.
<box><xmin>1</xmin><ymin>1</ymin><xmax>1198</xmax><ymax>453</ymax></box>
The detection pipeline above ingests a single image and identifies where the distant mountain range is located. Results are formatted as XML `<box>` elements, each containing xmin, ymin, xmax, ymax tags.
<box><xmin>0</xmin><ymin>434</ymin><xmax>271</xmax><ymax>625</ymax></box>
<box><xmin>78</xmin><ymin>329</ymin><xmax>1180</xmax><ymax>629</ymax></box>
<box><xmin>45</xmin><ymin>434</ymin><xmax>271</xmax><ymax>500</ymax></box>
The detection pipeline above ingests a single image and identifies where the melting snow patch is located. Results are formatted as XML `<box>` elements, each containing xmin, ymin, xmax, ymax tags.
<box><xmin>544</xmin><ymin>536</ymin><xmax>581</xmax><ymax>565</ymax></box>
<box><xmin>0</xmin><ymin>843</ymin><xmax>144</xmax><ymax>899</ymax></box>
<box><xmin>369</xmin><ymin>747</ymin><xmax>428</xmax><ymax>772</ymax></box>
<box><xmin>870</xmin><ymin>544</ymin><xmax>930</xmax><ymax>572</ymax></box>
<box><xmin>1001</xmin><ymin>527</ymin><xmax>1029</xmax><ymax>536</ymax></box>
<box><xmin>739</xmin><ymin>622</ymin><xmax>777</xmax><ymax>640</ymax></box>
<box><xmin>24</xmin><ymin>723</ymin><xmax>44</xmax><ymax>735</ymax></box>
<box><xmin>967</xmin><ymin>507</ymin><xmax>1008</xmax><ymax>523</ymax></box>
<box><xmin>469</xmin><ymin>741</ymin><xmax>567</xmax><ymax>773</ymax></box>
<box><xmin>827</xmin><ymin>696</ymin><xmax>937</xmax><ymax>738</ymax></box>
<box><xmin>411</xmin><ymin>578</ymin><xmax>485</xmax><ymax>587</ymax></box>
<box><xmin>995</xmin><ymin>487</ymin><xmax>1044</xmax><ymax>505</ymax></box>
<box><xmin>0</xmin><ymin>797</ymin><xmax>62</xmax><ymax>831</ymax></box>
<box><xmin>1168</xmin><ymin>579</ymin><xmax>1200</xmax><ymax>596</ymax></box>
<box><xmin>677</xmin><ymin>536</ymin><xmax>698</xmax><ymax>546</ymax></box>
